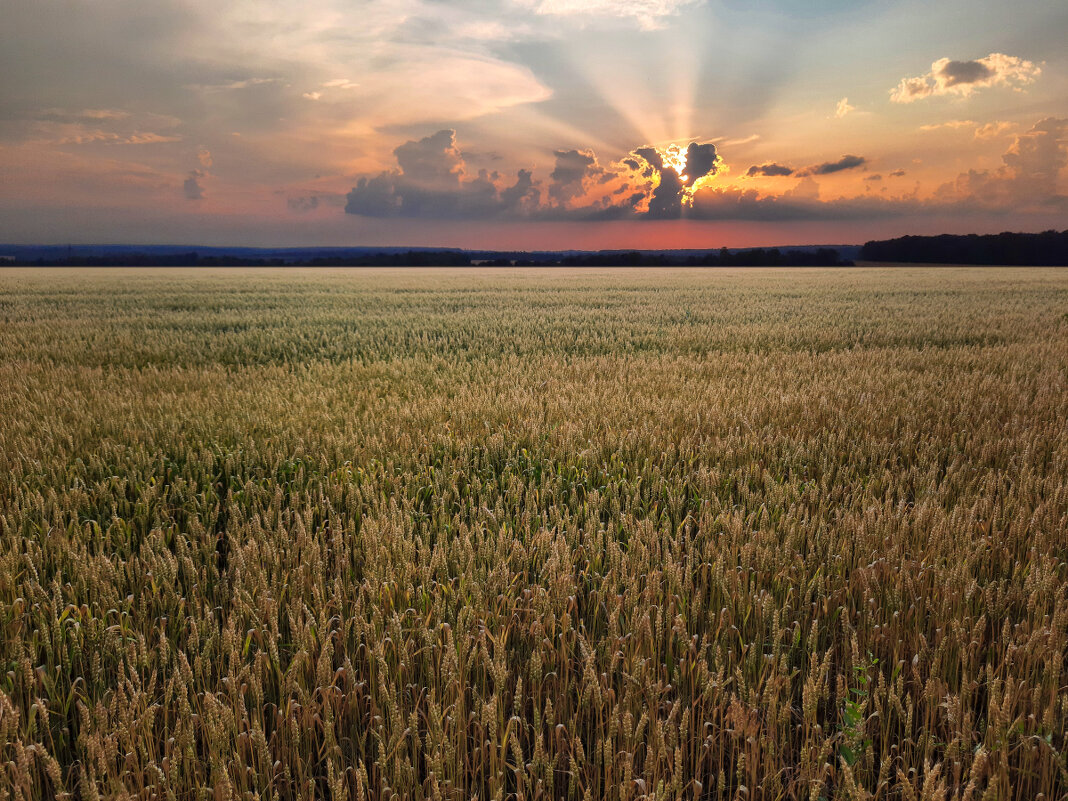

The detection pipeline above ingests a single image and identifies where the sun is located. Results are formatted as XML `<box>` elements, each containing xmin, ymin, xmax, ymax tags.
<box><xmin>660</xmin><ymin>143</ymin><xmax>688</xmax><ymax>178</ymax></box>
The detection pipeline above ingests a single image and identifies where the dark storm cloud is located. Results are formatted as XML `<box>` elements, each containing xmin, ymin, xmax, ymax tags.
<box><xmin>645</xmin><ymin>168</ymin><xmax>685</xmax><ymax>219</ymax></box>
<box><xmin>632</xmin><ymin>147</ymin><xmax>663</xmax><ymax>173</ymax></box>
<box><xmin>682</xmin><ymin>142</ymin><xmax>720</xmax><ymax>185</ymax></box>
<box><xmin>746</xmin><ymin>163</ymin><xmax>794</xmax><ymax>177</ymax></box>
<box><xmin>499</xmin><ymin>168</ymin><xmax>541</xmax><ymax>211</ymax></box>
<box><xmin>549</xmin><ymin>149</ymin><xmax>599</xmax><ymax>203</ymax></box>
<box><xmin>799</xmin><ymin>154</ymin><xmax>867</xmax><ymax>176</ymax></box>
<box><xmin>345</xmin><ymin>129</ymin><xmax>543</xmax><ymax>219</ymax></box>
<box><xmin>635</xmin><ymin>142</ymin><xmax>722</xmax><ymax>218</ymax></box>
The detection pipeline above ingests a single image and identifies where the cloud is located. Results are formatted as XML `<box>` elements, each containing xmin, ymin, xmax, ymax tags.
<box><xmin>746</xmin><ymin>163</ymin><xmax>794</xmax><ymax>177</ymax></box>
<box><xmin>682</xmin><ymin>142</ymin><xmax>720</xmax><ymax>185</ymax></box>
<box><xmin>549</xmin><ymin>149</ymin><xmax>600</xmax><ymax>203</ymax></box>
<box><xmin>747</xmin><ymin>156</ymin><xmax>866</xmax><ymax>179</ymax></box>
<box><xmin>928</xmin><ymin>118</ymin><xmax>1067</xmax><ymax>213</ymax></box>
<box><xmin>197</xmin><ymin>148</ymin><xmax>213</xmax><ymax>167</ymax></box>
<box><xmin>1000</xmin><ymin>117</ymin><xmax>1066</xmax><ymax>198</ymax></box>
<box><xmin>395</xmin><ymin>129</ymin><xmax>465</xmax><ymax>188</ymax></box>
<box><xmin>345</xmin><ymin>131</ymin><xmax>723</xmax><ymax>221</ymax></box>
<box><xmin>624</xmin><ymin>141</ymin><xmax>722</xmax><ymax>218</ymax></box>
<box><xmin>321</xmin><ymin>79</ymin><xmax>360</xmax><ymax>90</ymax></box>
<box><xmin>20</xmin><ymin>108</ymin><xmax>184</xmax><ymax>147</ymax></box>
<box><xmin>287</xmin><ymin>196</ymin><xmax>319</xmax><ymax>213</ymax></box>
<box><xmin>190</xmin><ymin>77</ymin><xmax>283</xmax><ymax>92</ymax></box>
<box><xmin>645</xmin><ymin>164</ymin><xmax>685</xmax><ymax>218</ymax></box>
<box><xmin>891</xmin><ymin>53</ymin><xmax>1041</xmax><ymax>103</ymax></box>
<box><xmin>343</xmin><ymin>118</ymin><xmax>1066</xmax><ymax>224</ymax></box>
<box><xmin>919</xmin><ymin>120</ymin><xmax>976</xmax><ymax>132</ymax></box>
<box><xmin>514</xmin><ymin>0</ymin><xmax>699</xmax><ymax>29</ymax></box>
<box><xmin>835</xmin><ymin>97</ymin><xmax>854</xmax><ymax>118</ymax></box>
<box><xmin>499</xmin><ymin>168</ymin><xmax>541</xmax><ymax>212</ymax></box>
<box><xmin>798</xmin><ymin>154</ymin><xmax>867</xmax><ymax>176</ymax></box>
<box><xmin>345</xmin><ymin>129</ymin><xmax>545</xmax><ymax>219</ymax></box>
<box><xmin>974</xmin><ymin>121</ymin><xmax>1016</xmax><ymax>140</ymax></box>
<box><xmin>917</xmin><ymin>119</ymin><xmax>1018</xmax><ymax>142</ymax></box>
<box><xmin>183</xmin><ymin>170</ymin><xmax>205</xmax><ymax>200</ymax></box>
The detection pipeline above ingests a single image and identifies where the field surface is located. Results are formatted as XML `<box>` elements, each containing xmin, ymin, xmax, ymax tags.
<box><xmin>1</xmin><ymin>267</ymin><xmax>1066</xmax><ymax>801</ymax></box>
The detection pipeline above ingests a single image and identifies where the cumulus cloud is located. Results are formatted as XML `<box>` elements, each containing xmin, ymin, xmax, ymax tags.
<box><xmin>345</xmin><ymin>131</ymin><xmax>721</xmax><ymax>221</ymax></box>
<box><xmin>499</xmin><ymin>168</ymin><xmax>541</xmax><ymax>212</ymax></box>
<box><xmin>345</xmin><ymin>129</ymin><xmax>545</xmax><ymax>218</ymax></box>
<box><xmin>549</xmin><ymin>149</ymin><xmax>601</xmax><ymax>203</ymax></box>
<box><xmin>1000</xmin><ymin>117</ymin><xmax>1066</xmax><ymax>198</ymax></box>
<box><xmin>928</xmin><ymin>118</ymin><xmax>1067</xmax><ymax>214</ymax></box>
<box><xmin>835</xmin><ymin>98</ymin><xmax>854</xmax><ymax>118</ymax></box>
<box><xmin>682</xmin><ymin>142</ymin><xmax>720</xmax><ymax>185</ymax></box>
<box><xmin>343</xmin><ymin>118</ymin><xmax>1065</xmax><ymax>224</ymax></box>
<box><xmin>891</xmin><ymin>53</ymin><xmax>1041</xmax><ymax>103</ymax></box>
<box><xmin>746</xmin><ymin>163</ymin><xmax>794</xmax><ymax>177</ymax></box>
<box><xmin>611</xmin><ymin>141</ymin><xmax>722</xmax><ymax>218</ymax></box>
<box><xmin>645</xmin><ymin>163</ymin><xmax>686</xmax><ymax>218</ymax></box>
<box><xmin>395</xmin><ymin>129</ymin><xmax>465</xmax><ymax>188</ymax></box>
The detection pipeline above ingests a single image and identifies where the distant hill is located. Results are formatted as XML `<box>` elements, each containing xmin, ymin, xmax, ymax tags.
<box><xmin>861</xmin><ymin>230</ymin><xmax>1068</xmax><ymax>265</ymax></box>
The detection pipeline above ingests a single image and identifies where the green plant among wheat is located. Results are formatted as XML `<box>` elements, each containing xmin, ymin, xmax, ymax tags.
<box><xmin>0</xmin><ymin>266</ymin><xmax>1065</xmax><ymax>800</ymax></box>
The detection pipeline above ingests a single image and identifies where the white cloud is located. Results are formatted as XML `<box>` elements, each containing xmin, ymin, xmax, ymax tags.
<box><xmin>515</xmin><ymin>0</ymin><xmax>700</xmax><ymax>29</ymax></box>
<box><xmin>834</xmin><ymin>97</ymin><xmax>854</xmax><ymax>118</ymax></box>
<box><xmin>891</xmin><ymin>53</ymin><xmax>1040</xmax><ymax>103</ymax></box>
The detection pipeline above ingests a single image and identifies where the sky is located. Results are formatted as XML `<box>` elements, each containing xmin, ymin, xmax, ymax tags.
<box><xmin>1</xmin><ymin>0</ymin><xmax>1066</xmax><ymax>249</ymax></box>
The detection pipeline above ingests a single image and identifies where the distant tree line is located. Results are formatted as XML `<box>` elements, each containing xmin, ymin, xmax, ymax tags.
<box><xmin>9</xmin><ymin>247</ymin><xmax>853</xmax><ymax>268</ymax></box>
<box><xmin>9</xmin><ymin>250</ymin><xmax>473</xmax><ymax>267</ymax></box>
<box><xmin>860</xmin><ymin>230</ymin><xmax>1068</xmax><ymax>265</ymax></box>
<box><xmin>519</xmin><ymin>248</ymin><xmax>851</xmax><ymax>267</ymax></box>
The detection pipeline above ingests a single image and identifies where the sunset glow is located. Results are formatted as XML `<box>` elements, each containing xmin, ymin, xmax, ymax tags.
<box><xmin>1</xmin><ymin>0</ymin><xmax>1065</xmax><ymax>247</ymax></box>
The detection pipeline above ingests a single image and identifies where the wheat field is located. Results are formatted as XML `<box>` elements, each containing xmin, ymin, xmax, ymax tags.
<box><xmin>0</xmin><ymin>267</ymin><xmax>1066</xmax><ymax>801</ymax></box>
